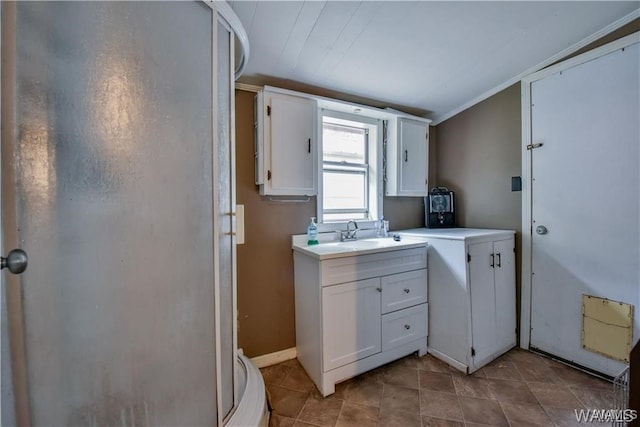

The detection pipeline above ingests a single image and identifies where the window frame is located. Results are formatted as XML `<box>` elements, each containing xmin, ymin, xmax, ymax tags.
<box><xmin>316</xmin><ymin>109</ymin><xmax>383</xmax><ymax>230</ymax></box>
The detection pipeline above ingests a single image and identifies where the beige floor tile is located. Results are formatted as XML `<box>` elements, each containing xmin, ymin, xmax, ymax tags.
<box><xmin>421</xmin><ymin>416</ymin><xmax>464</xmax><ymax>426</ymax></box>
<box><xmin>269</xmin><ymin>385</ymin><xmax>310</xmax><ymax>418</ymax></box>
<box><xmin>297</xmin><ymin>394</ymin><xmax>343</xmax><ymax>427</ymax></box>
<box><xmin>482</xmin><ymin>360</ymin><xmax>523</xmax><ymax>381</ymax></box>
<box><xmin>458</xmin><ymin>396</ymin><xmax>508</xmax><ymax>426</ymax></box>
<box><xmin>381</xmin><ymin>384</ymin><xmax>421</xmax><ymax>414</ymax></box>
<box><xmin>499</xmin><ymin>401</ymin><xmax>552</xmax><ymax>426</ymax></box>
<box><xmin>335</xmin><ymin>403</ymin><xmax>379</xmax><ymax>427</ymax></box>
<box><xmin>269</xmin><ymin>413</ymin><xmax>296</xmax><ymax>427</ymax></box>
<box><xmin>569</xmin><ymin>386</ymin><xmax>614</xmax><ymax>408</ymax></box>
<box><xmin>452</xmin><ymin>376</ymin><xmax>495</xmax><ymax>399</ymax></box>
<box><xmin>486</xmin><ymin>379</ymin><xmax>538</xmax><ymax>404</ymax></box>
<box><xmin>281</xmin><ymin>364</ymin><xmax>317</xmax><ymax>393</ymax></box>
<box><xmin>528</xmin><ymin>382</ymin><xmax>584</xmax><ymax>409</ymax></box>
<box><xmin>420</xmin><ymin>371</ymin><xmax>456</xmax><ymax>393</ymax></box>
<box><xmin>551</xmin><ymin>364</ymin><xmax>612</xmax><ymax>390</ymax></box>
<box><xmin>379</xmin><ymin>409</ymin><xmax>422</xmax><ymax>427</ymax></box>
<box><xmin>380</xmin><ymin>365</ymin><xmax>420</xmax><ymax>389</ymax></box>
<box><xmin>419</xmin><ymin>390</ymin><xmax>463</xmax><ymax>421</ymax></box>
<box><xmin>417</xmin><ymin>355</ymin><xmax>453</xmax><ymax>373</ymax></box>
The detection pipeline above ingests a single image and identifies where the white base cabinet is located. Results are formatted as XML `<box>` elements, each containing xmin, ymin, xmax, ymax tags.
<box><xmin>398</xmin><ymin>228</ymin><xmax>516</xmax><ymax>373</ymax></box>
<box><xmin>293</xmin><ymin>246</ymin><xmax>428</xmax><ymax>396</ymax></box>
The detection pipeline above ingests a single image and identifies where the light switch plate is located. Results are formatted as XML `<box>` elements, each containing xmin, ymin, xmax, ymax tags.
<box><xmin>236</xmin><ymin>204</ymin><xmax>245</xmax><ymax>245</ymax></box>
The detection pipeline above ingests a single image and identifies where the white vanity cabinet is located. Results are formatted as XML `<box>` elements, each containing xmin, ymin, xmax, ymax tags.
<box><xmin>293</xmin><ymin>245</ymin><xmax>428</xmax><ymax>396</ymax></box>
<box><xmin>255</xmin><ymin>87</ymin><xmax>317</xmax><ymax>196</ymax></box>
<box><xmin>385</xmin><ymin>116</ymin><xmax>431</xmax><ymax>196</ymax></box>
<box><xmin>398</xmin><ymin>228</ymin><xmax>516</xmax><ymax>373</ymax></box>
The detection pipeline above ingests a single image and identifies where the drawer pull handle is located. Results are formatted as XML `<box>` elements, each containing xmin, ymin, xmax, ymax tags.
<box><xmin>404</xmin><ymin>324</ymin><xmax>411</xmax><ymax>330</ymax></box>
<box><xmin>403</xmin><ymin>288</ymin><xmax>410</xmax><ymax>293</ymax></box>
<box><xmin>376</xmin><ymin>287</ymin><xmax>382</xmax><ymax>292</ymax></box>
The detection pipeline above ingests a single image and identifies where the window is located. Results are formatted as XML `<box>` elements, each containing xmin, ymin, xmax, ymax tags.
<box><xmin>319</xmin><ymin>111</ymin><xmax>382</xmax><ymax>223</ymax></box>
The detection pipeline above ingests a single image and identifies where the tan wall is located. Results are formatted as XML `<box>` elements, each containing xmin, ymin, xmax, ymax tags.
<box><xmin>435</xmin><ymin>83</ymin><xmax>523</xmax><ymax>321</ymax></box>
<box><xmin>235</xmin><ymin>90</ymin><xmax>432</xmax><ymax>357</ymax></box>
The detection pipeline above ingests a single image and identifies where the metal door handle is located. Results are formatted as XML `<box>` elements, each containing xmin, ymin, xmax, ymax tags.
<box><xmin>1</xmin><ymin>249</ymin><xmax>28</xmax><ymax>274</ymax></box>
<box><xmin>490</xmin><ymin>253</ymin><xmax>495</xmax><ymax>268</ymax></box>
<box><xmin>403</xmin><ymin>288</ymin><xmax>410</xmax><ymax>293</ymax></box>
<box><xmin>536</xmin><ymin>225</ymin><xmax>548</xmax><ymax>235</ymax></box>
<box><xmin>404</xmin><ymin>150</ymin><xmax>408</xmax><ymax>162</ymax></box>
<box><xmin>404</xmin><ymin>324</ymin><xmax>411</xmax><ymax>330</ymax></box>
<box><xmin>496</xmin><ymin>253</ymin><xmax>501</xmax><ymax>268</ymax></box>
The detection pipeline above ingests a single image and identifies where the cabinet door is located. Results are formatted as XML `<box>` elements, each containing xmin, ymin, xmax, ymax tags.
<box><xmin>493</xmin><ymin>238</ymin><xmax>516</xmax><ymax>350</ymax></box>
<box><xmin>468</xmin><ymin>241</ymin><xmax>496</xmax><ymax>366</ymax></box>
<box><xmin>322</xmin><ymin>278</ymin><xmax>381</xmax><ymax>371</ymax></box>
<box><xmin>265</xmin><ymin>91</ymin><xmax>316</xmax><ymax>195</ymax></box>
<box><xmin>397</xmin><ymin>118</ymin><xmax>429</xmax><ymax>196</ymax></box>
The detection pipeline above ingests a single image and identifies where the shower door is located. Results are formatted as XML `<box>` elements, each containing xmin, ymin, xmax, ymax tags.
<box><xmin>1</xmin><ymin>2</ymin><xmax>232</xmax><ymax>425</ymax></box>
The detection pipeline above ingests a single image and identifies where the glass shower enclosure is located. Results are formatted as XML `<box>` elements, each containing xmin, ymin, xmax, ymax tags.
<box><xmin>1</xmin><ymin>1</ymin><xmax>245</xmax><ymax>425</ymax></box>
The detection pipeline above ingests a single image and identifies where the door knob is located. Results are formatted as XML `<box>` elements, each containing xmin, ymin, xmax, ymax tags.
<box><xmin>1</xmin><ymin>249</ymin><xmax>28</xmax><ymax>274</ymax></box>
<box><xmin>535</xmin><ymin>225</ymin><xmax>548</xmax><ymax>235</ymax></box>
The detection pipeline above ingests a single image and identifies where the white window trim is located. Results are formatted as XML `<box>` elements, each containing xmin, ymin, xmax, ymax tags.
<box><xmin>316</xmin><ymin>109</ymin><xmax>383</xmax><ymax>232</ymax></box>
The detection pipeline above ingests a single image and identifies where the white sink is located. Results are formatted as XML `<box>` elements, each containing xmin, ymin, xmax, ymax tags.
<box><xmin>292</xmin><ymin>236</ymin><xmax>428</xmax><ymax>260</ymax></box>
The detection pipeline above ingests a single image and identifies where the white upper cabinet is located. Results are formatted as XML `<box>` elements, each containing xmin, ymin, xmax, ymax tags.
<box><xmin>255</xmin><ymin>88</ymin><xmax>317</xmax><ymax>196</ymax></box>
<box><xmin>385</xmin><ymin>117</ymin><xmax>430</xmax><ymax>197</ymax></box>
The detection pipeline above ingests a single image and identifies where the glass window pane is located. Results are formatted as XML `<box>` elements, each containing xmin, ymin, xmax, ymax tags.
<box><xmin>324</xmin><ymin>212</ymin><xmax>368</xmax><ymax>221</ymax></box>
<box><xmin>323</xmin><ymin>122</ymin><xmax>366</xmax><ymax>164</ymax></box>
<box><xmin>323</xmin><ymin>170</ymin><xmax>366</xmax><ymax>210</ymax></box>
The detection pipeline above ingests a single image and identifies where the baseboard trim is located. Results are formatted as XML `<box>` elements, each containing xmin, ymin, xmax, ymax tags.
<box><xmin>250</xmin><ymin>347</ymin><xmax>297</xmax><ymax>368</ymax></box>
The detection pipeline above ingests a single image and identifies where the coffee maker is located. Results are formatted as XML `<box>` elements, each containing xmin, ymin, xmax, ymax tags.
<box><xmin>425</xmin><ymin>187</ymin><xmax>456</xmax><ymax>228</ymax></box>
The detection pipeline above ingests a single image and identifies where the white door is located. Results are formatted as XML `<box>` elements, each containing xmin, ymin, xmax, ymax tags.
<box><xmin>528</xmin><ymin>41</ymin><xmax>639</xmax><ymax>376</ymax></box>
<box><xmin>322</xmin><ymin>278</ymin><xmax>381</xmax><ymax>371</ymax></box>
<box><xmin>2</xmin><ymin>2</ymin><xmax>229</xmax><ymax>424</ymax></box>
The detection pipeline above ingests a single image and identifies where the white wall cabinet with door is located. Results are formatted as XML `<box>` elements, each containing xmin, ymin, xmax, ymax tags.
<box><xmin>398</xmin><ymin>228</ymin><xmax>516</xmax><ymax>373</ymax></box>
<box><xmin>255</xmin><ymin>87</ymin><xmax>317</xmax><ymax>196</ymax></box>
<box><xmin>385</xmin><ymin>116</ymin><xmax>431</xmax><ymax>196</ymax></box>
<box><xmin>293</xmin><ymin>244</ymin><xmax>428</xmax><ymax>396</ymax></box>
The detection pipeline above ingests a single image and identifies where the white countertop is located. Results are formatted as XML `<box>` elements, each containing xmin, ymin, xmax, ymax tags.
<box><xmin>397</xmin><ymin>227</ymin><xmax>515</xmax><ymax>240</ymax></box>
<box><xmin>292</xmin><ymin>233</ymin><xmax>428</xmax><ymax>260</ymax></box>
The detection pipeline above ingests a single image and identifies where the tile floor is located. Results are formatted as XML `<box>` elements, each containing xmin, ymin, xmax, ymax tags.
<box><xmin>260</xmin><ymin>348</ymin><xmax>614</xmax><ymax>427</ymax></box>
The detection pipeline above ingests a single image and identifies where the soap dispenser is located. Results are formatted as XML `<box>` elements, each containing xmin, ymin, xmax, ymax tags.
<box><xmin>307</xmin><ymin>217</ymin><xmax>319</xmax><ymax>245</ymax></box>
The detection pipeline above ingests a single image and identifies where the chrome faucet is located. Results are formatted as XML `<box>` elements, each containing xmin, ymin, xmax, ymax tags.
<box><xmin>340</xmin><ymin>220</ymin><xmax>359</xmax><ymax>241</ymax></box>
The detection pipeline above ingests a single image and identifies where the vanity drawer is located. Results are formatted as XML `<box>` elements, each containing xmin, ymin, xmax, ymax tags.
<box><xmin>381</xmin><ymin>303</ymin><xmax>428</xmax><ymax>352</ymax></box>
<box><xmin>320</xmin><ymin>247</ymin><xmax>427</xmax><ymax>286</ymax></box>
<box><xmin>381</xmin><ymin>269</ymin><xmax>427</xmax><ymax>314</ymax></box>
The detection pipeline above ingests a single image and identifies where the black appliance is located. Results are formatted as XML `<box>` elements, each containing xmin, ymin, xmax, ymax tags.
<box><xmin>425</xmin><ymin>187</ymin><xmax>456</xmax><ymax>228</ymax></box>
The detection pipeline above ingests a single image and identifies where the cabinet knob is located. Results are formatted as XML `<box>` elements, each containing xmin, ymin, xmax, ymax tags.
<box><xmin>404</xmin><ymin>324</ymin><xmax>411</xmax><ymax>330</ymax></box>
<box><xmin>376</xmin><ymin>287</ymin><xmax>382</xmax><ymax>292</ymax></box>
<box><xmin>403</xmin><ymin>288</ymin><xmax>410</xmax><ymax>293</ymax></box>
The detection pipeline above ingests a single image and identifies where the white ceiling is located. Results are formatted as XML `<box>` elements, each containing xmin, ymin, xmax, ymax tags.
<box><xmin>230</xmin><ymin>1</ymin><xmax>639</xmax><ymax>124</ymax></box>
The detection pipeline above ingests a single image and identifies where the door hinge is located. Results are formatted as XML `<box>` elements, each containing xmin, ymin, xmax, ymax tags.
<box><xmin>467</xmin><ymin>253</ymin><xmax>471</xmax><ymax>263</ymax></box>
<box><xmin>526</xmin><ymin>142</ymin><xmax>543</xmax><ymax>150</ymax></box>
<box><xmin>267</xmin><ymin>170</ymin><xmax>272</xmax><ymax>181</ymax></box>
<box><xmin>267</xmin><ymin>105</ymin><xmax>271</xmax><ymax>116</ymax></box>
<box><xmin>471</xmin><ymin>347</ymin><xmax>476</xmax><ymax>357</ymax></box>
